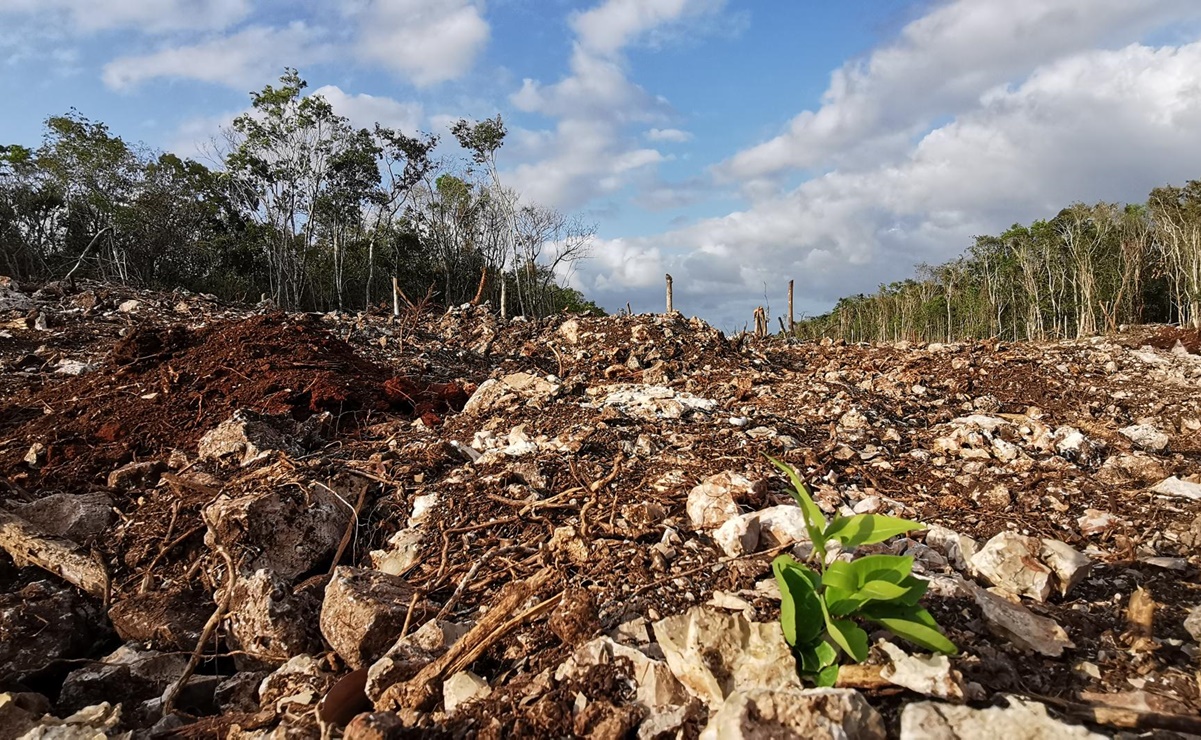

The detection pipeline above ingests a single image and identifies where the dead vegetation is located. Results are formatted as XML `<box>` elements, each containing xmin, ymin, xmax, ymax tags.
<box><xmin>1</xmin><ymin>276</ymin><xmax>1200</xmax><ymax>739</ymax></box>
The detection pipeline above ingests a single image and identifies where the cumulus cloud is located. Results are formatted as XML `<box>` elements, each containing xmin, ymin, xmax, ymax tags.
<box><xmin>717</xmin><ymin>0</ymin><xmax>1201</xmax><ymax>183</ymax></box>
<box><xmin>310</xmin><ymin>85</ymin><xmax>424</xmax><ymax>134</ymax></box>
<box><xmin>102</xmin><ymin>23</ymin><xmax>327</xmax><ymax>90</ymax></box>
<box><xmin>0</xmin><ymin>0</ymin><xmax>250</xmax><ymax>32</ymax></box>
<box><xmin>352</xmin><ymin>0</ymin><xmax>489</xmax><ymax>86</ymax></box>
<box><xmin>577</xmin><ymin>37</ymin><xmax>1201</xmax><ymax>330</ymax></box>
<box><xmin>505</xmin><ymin>0</ymin><xmax>726</xmax><ymax>211</ymax></box>
<box><xmin>646</xmin><ymin>127</ymin><xmax>692</xmax><ymax>142</ymax></box>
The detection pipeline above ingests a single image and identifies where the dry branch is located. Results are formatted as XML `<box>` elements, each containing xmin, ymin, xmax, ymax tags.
<box><xmin>376</xmin><ymin>568</ymin><xmax>555</xmax><ymax>712</ymax></box>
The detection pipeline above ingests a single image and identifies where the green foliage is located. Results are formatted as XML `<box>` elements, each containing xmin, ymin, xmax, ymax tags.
<box><xmin>766</xmin><ymin>456</ymin><xmax>956</xmax><ymax>686</ymax></box>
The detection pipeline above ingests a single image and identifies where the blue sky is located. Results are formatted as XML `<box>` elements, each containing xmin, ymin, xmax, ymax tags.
<box><xmin>4</xmin><ymin>0</ymin><xmax>1201</xmax><ymax>329</ymax></box>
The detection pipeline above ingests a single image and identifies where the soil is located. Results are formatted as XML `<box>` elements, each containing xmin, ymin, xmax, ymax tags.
<box><xmin>1</xmin><ymin>280</ymin><xmax>1199</xmax><ymax>738</ymax></box>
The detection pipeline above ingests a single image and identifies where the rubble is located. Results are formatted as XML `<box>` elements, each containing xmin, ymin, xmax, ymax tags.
<box><xmin>652</xmin><ymin>606</ymin><xmax>801</xmax><ymax>707</ymax></box>
<box><xmin>1119</xmin><ymin>423</ymin><xmax>1170</xmax><ymax>453</ymax></box>
<box><xmin>701</xmin><ymin>688</ymin><xmax>885</xmax><ymax>740</ymax></box>
<box><xmin>900</xmin><ymin>696</ymin><xmax>1104</xmax><ymax>739</ymax></box>
<box><xmin>2</xmin><ymin>283</ymin><xmax>1201</xmax><ymax>736</ymax></box>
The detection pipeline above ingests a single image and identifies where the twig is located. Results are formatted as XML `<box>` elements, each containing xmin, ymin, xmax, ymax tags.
<box><xmin>139</xmin><ymin>524</ymin><xmax>204</xmax><ymax>594</ymax></box>
<box><xmin>0</xmin><ymin>510</ymin><xmax>110</xmax><ymax>599</ymax></box>
<box><xmin>162</xmin><ymin>548</ymin><xmax>238</xmax><ymax>718</ymax></box>
<box><xmin>324</xmin><ymin>479</ymin><xmax>370</xmax><ymax>578</ymax></box>
<box><xmin>400</xmin><ymin>592</ymin><xmax>421</xmax><ymax>639</ymax></box>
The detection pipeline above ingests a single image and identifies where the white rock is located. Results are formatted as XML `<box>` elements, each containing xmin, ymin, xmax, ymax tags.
<box><xmin>442</xmin><ymin>671</ymin><xmax>490</xmax><ymax>714</ymax></box>
<box><xmin>409</xmin><ymin>493</ymin><xmax>439</xmax><ymax>526</ymax></box>
<box><xmin>900</xmin><ymin>695</ymin><xmax>1104</xmax><ymax>739</ymax></box>
<box><xmin>556</xmin><ymin>636</ymin><xmax>690</xmax><ymax>710</ymax></box>
<box><xmin>950</xmin><ymin>415</ymin><xmax>1009</xmax><ymax>433</ymax></box>
<box><xmin>226</xmin><ymin>569</ymin><xmax>320</xmax><ymax>666</ymax></box>
<box><xmin>557</xmin><ymin>319</ymin><xmax>580</xmax><ymax>344</ymax></box>
<box><xmin>1077</xmin><ymin>509</ymin><xmax>1118</xmax><ymax>536</ymax></box>
<box><xmin>462</xmin><ymin>373</ymin><xmax>560</xmax><ymax>415</ymax></box>
<box><xmin>687</xmin><ymin>471</ymin><xmax>756</xmax><ymax>530</ymax></box>
<box><xmin>652</xmin><ymin>607</ymin><xmax>801</xmax><ymax>707</ymax></box>
<box><xmin>54</xmin><ymin>359</ymin><xmax>94</xmax><ymax>376</ymax></box>
<box><xmin>1150</xmin><ymin>476</ymin><xmax>1201</xmax><ymax>501</ymax></box>
<box><xmin>597</xmin><ymin>383</ymin><xmax>717</xmax><ymax>421</ymax></box>
<box><xmin>968</xmin><ymin>582</ymin><xmax>1074</xmax><ymax>657</ymax></box>
<box><xmin>1054</xmin><ymin>426</ymin><xmax>1102</xmax><ymax>463</ymax></box>
<box><xmin>970</xmin><ymin>532</ymin><xmax>1054</xmax><ymax>602</ymax></box>
<box><xmin>714</xmin><ymin>514</ymin><xmax>760</xmax><ymax>558</ymax></box>
<box><xmin>1119</xmin><ymin>424</ymin><xmax>1170</xmax><ymax>453</ymax></box>
<box><xmin>366</xmin><ymin>620</ymin><xmax>470</xmax><ymax>701</ymax></box>
<box><xmin>117</xmin><ymin>299</ymin><xmax>141</xmax><ymax>313</ymax></box>
<box><xmin>700</xmin><ymin>689</ymin><xmax>885</xmax><ymax>740</ymax></box>
<box><xmin>878</xmin><ymin>642</ymin><xmax>965</xmax><ymax>702</ymax></box>
<box><xmin>925</xmin><ymin>526</ymin><xmax>979</xmax><ymax>572</ymax></box>
<box><xmin>756</xmin><ymin>505</ymin><xmax>811</xmax><ymax>549</ymax></box>
<box><xmin>370</xmin><ymin>528</ymin><xmax>424</xmax><ymax>575</ymax></box>
<box><xmin>1038</xmin><ymin>539</ymin><xmax>1092</xmax><ymax>597</ymax></box>
<box><xmin>197</xmin><ymin>410</ymin><xmax>292</xmax><ymax>466</ymax></box>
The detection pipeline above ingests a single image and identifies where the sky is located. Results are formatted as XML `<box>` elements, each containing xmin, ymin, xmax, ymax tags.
<box><xmin>4</xmin><ymin>0</ymin><xmax>1201</xmax><ymax>330</ymax></box>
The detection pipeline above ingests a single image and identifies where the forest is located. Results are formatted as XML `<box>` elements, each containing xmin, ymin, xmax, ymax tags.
<box><xmin>794</xmin><ymin>189</ymin><xmax>1201</xmax><ymax>343</ymax></box>
<box><xmin>0</xmin><ymin>69</ymin><xmax>600</xmax><ymax>317</ymax></box>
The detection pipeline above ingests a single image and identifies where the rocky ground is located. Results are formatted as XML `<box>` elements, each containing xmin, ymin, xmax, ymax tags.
<box><xmin>1</xmin><ymin>276</ymin><xmax>1200</xmax><ymax>739</ymax></box>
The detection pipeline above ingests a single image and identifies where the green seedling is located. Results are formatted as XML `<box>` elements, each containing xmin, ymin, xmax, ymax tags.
<box><xmin>767</xmin><ymin>455</ymin><xmax>957</xmax><ymax>686</ymax></box>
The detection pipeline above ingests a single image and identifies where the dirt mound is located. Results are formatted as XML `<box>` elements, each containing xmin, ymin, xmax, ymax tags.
<box><xmin>1</xmin><ymin>314</ymin><xmax>466</xmax><ymax>488</ymax></box>
<box><xmin>1146</xmin><ymin>325</ymin><xmax>1201</xmax><ymax>354</ymax></box>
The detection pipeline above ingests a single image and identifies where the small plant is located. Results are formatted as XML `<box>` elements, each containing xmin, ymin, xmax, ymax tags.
<box><xmin>767</xmin><ymin>455</ymin><xmax>957</xmax><ymax>686</ymax></box>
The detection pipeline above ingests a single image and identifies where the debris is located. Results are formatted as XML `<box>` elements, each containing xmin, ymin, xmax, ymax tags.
<box><xmin>197</xmin><ymin>410</ymin><xmax>295</xmax><ymax>467</ymax></box>
<box><xmin>700</xmin><ymin>688</ymin><xmax>886</xmax><ymax>740</ymax></box>
<box><xmin>967</xmin><ymin>581</ymin><xmax>1075</xmax><ymax>657</ymax></box>
<box><xmin>1150</xmin><ymin>476</ymin><xmax>1201</xmax><ymax>501</ymax></box>
<box><xmin>555</xmin><ymin>636</ymin><xmax>691</xmax><ymax>711</ymax></box>
<box><xmin>878</xmin><ymin>642</ymin><xmax>966</xmax><ymax>702</ymax></box>
<box><xmin>202</xmin><ymin>482</ymin><xmax>351</xmax><ymax>580</ymax></box>
<box><xmin>970</xmin><ymin>532</ymin><xmax>1054</xmax><ymax>601</ymax></box>
<box><xmin>321</xmin><ymin>566</ymin><xmax>428</xmax><ymax>669</ymax></box>
<box><xmin>596</xmin><ymin>383</ymin><xmax>717</xmax><ymax>421</ymax></box>
<box><xmin>900</xmin><ymin>696</ymin><xmax>1104</xmax><ymax>739</ymax></box>
<box><xmin>687</xmin><ymin>471</ymin><xmax>758</xmax><ymax>530</ymax></box>
<box><xmin>1118</xmin><ymin>423</ymin><xmax>1170</xmax><ymax>453</ymax></box>
<box><xmin>652</xmin><ymin>606</ymin><xmax>801</xmax><ymax>707</ymax></box>
<box><xmin>0</xmin><ymin>510</ymin><xmax>110</xmax><ymax>598</ymax></box>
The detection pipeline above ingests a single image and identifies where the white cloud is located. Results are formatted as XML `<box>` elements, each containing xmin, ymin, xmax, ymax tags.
<box><xmin>504</xmin><ymin>0</ymin><xmax>725</xmax><ymax>211</ymax></box>
<box><xmin>102</xmin><ymin>23</ymin><xmax>327</xmax><ymax>91</ymax></box>
<box><xmin>0</xmin><ymin>0</ymin><xmax>250</xmax><ymax>32</ymax></box>
<box><xmin>578</xmin><ymin>38</ymin><xmax>1201</xmax><ymax>329</ymax></box>
<box><xmin>310</xmin><ymin>85</ymin><xmax>424</xmax><ymax>134</ymax></box>
<box><xmin>571</xmin><ymin>0</ymin><xmax>726</xmax><ymax>56</ymax></box>
<box><xmin>718</xmin><ymin>0</ymin><xmax>1201</xmax><ymax>183</ymax></box>
<box><xmin>353</xmin><ymin>0</ymin><xmax>489</xmax><ymax>86</ymax></box>
<box><xmin>646</xmin><ymin>127</ymin><xmax>692</xmax><ymax>142</ymax></box>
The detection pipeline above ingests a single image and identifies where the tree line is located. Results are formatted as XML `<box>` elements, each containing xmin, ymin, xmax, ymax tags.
<box><xmin>793</xmin><ymin>187</ymin><xmax>1201</xmax><ymax>342</ymax></box>
<box><xmin>0</xmin><ymin>69</ymin><xmax>601</xmax><ymax>317</ymax></box>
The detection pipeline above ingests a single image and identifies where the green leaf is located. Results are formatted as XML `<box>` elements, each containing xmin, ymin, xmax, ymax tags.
<box><xmin>815</xmin><ymin>664</ymin><xmax>840</xmax><ymax>687</ymax></box>
<box><xmin>826</xmin><ymin>617</ymin><xmax>870</xmax><ymax>663</ymax></box>
<box><xmin>823</xmin><ymin>514</ymin><xmax>925</xmax><ymax>548</ymax></box>
<box><xmin>773</xmin><ymin>555</ymin><xmax>823</xmax><ymax>646</ymax></box>
<box><xmin>848</xmin><ymin>555</ymin><xmax>914</xmax><ymax>588</ymax></box>
<box><xmin>821</xmin><ymin>561</ymin><xmax>858</xmax><ymax>593</ymax></box>
<box><xmin>862</xmin><ymin>603</ymin><xmax>958</xmax><ymax>655</ymax></box>
<box><xmin>766</xmin><ymin>455</ymin><xmax>827</xmax><ymax>549</ymax></box>
<box><xmin>853</xmin><ymin>579</ymin><xmax>911</xmax><ymax>602</ymax></box>
<box><xmin>894</xmin><ymin>576</ymin><xmax>930</xmax><ymax>606</ymax></box>
<box><xmin>814</xmin><ymin>640</ymin><xmax>839</xmax><ymax>670</ymax></box>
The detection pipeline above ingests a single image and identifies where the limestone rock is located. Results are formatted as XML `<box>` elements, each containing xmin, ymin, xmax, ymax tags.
<box><xmin>556</xmin><ymin>636</ymin><xmax>691</xmax><ymax>711</ymax></box>
<box><xmin>597</xmin><ymin>383</ymin><xmax>717</xmax><ymax>421</ymax></box>
<box><xmin>878</xmin><ymin>642</ymin><xmax>965</xmax><ymax>702</ymax></box>
<box><xmin>1119</xmin><ymin>423</ymin><xmax>1170</xmax><ymax>453</ymax></box>
<box><xmin>442</xmin><ymin>671</ymin><xmax>490</xmax><ymax>714</ymax></box>
<box><xmin>108</xmin><ymin>588</ymin><xmax>211</xmax><ymax>651</ymax></box>
<box><xmin>1038</xmin><ymin>539</ymin><xmax>1092</xmax><ymax>597</ymax></box>
<box><xmin>1150</xmin><ymin>476</ymin><xmax>1201</xmax><ymax>501</ymax></box>
<box><xmin>203</xmin><ymin>483</ymin><xmax>350</xmax><ymax>580</ymax></box>
<box><xmin>59</xmin><ymin>643</ymin><xmax>187</xmax><ymax>713</ymax></box>
<box><xmin>366</xmin><ymin>619</ymin><xmax>470</xmax><ymax>701</ymax></box>
<box><xmin>969</xmin><ymin>583</ymin><xmax>1074</xmax><ymax>657</ymax></box>
<box><xmin>700</xmin><ymin>688</ymin><xmax>885</xmax><ymax>740</ymax></box>
<box><xmin>1185</xmin><ymin>605</ymin><xmax>1201</xmax><ymax>644</ymax></box>
<box><xmin>197</xmin><ymin>410</ymin><xmax>295</xmax><ymax>466</ymax></box>
<box><xmin>925</xmin><ymin>526</ymin><xmax>979</xmax><ymax>572</ymax></box>
<box><xmin>11</xmin><ymin>492</ymin><xmax>114</xmax><ymax>545</ymax></box>
<box><xmin>900</xmin><ymin>696</ymin><xmax>1104</xmax><ymax>739</ymax></box>
<box><xmin>462</xmin><ymin>372</ymin><xmax>560</xmax><ymax>415</ymax></box>
<box><xmin>0</xmin><ymin>581</ymin><xmax>104</xmax><ymax>681</ymax></box>
<box><xmin>321</xmin><ymin>566</ymin><xmax>429</xmax><ymax>669</ymax></box>
<box><xmin>970</xmin><ymin>532</ymin><xmax>1054</xmax><ymax>601</ymax></box>
<box><xmin>1096</xmin><ymin>453</ymin><xmax>1168</xmax><ymax>486</ymax></box>
<box><xmin>259</xmin><ymin>654</ymin><xmax>336</xmax><ymax>715</ymax></box>
<box><xmin>227</xmin><ymin>569</ymin><xmax>321</xmax><ymax>666</ymax></box>
<box><xmin>652</xmin><ymin>606</ymin><xmax>801</xmax><ymax>707</ymax></box>
<box><xmin>687</xmin><ymin>471</ymin><xmax>758</xmax><ymax>530</ymax></box>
